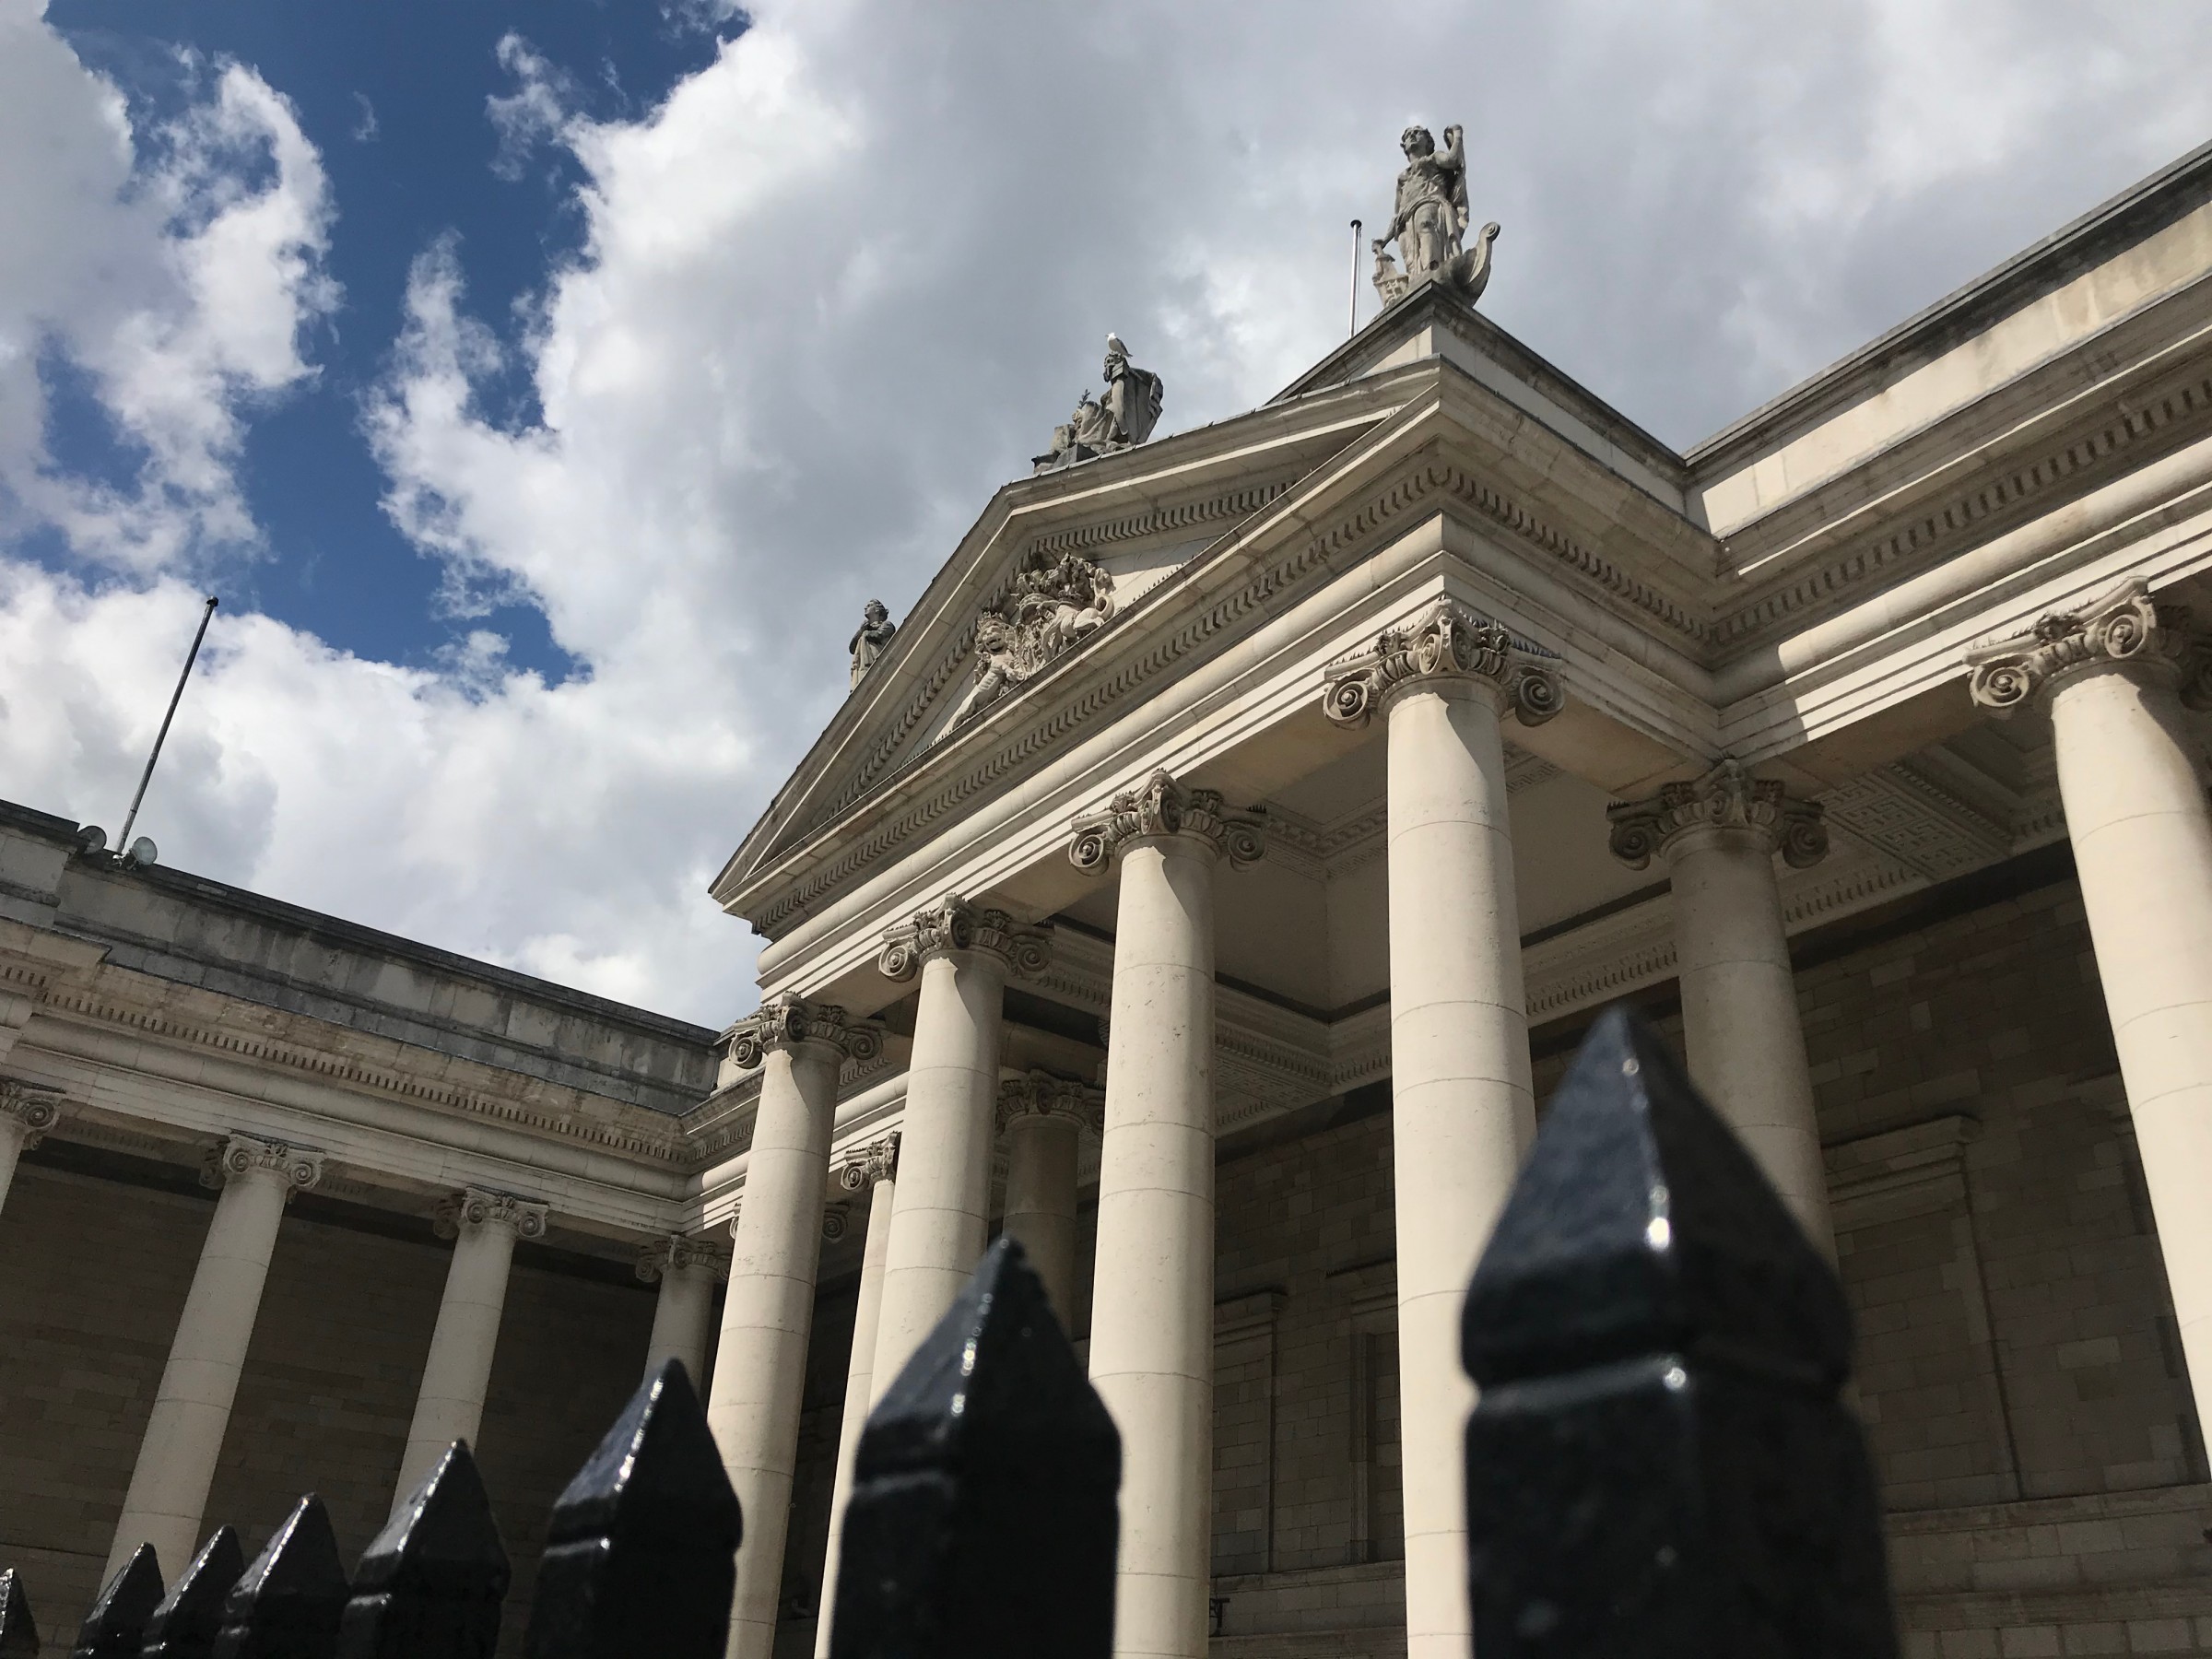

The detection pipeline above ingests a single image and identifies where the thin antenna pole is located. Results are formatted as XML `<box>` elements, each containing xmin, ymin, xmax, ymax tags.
<box><xmin>116</xmin><ymin>594</ymin><xmax>218</xmax><ymax>852</ymax></box>
<box><xmin>1349</xmin><ymin>218</ymin><xmax>1363</xmax><ymax>337</ymax></box>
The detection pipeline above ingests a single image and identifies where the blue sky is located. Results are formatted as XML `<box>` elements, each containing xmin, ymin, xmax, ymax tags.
<box><xmin>4</xmin><ymin>1</ymin><xmax>2211</xmax><ymax>1024</ymax></box>
<box><xmin>44</xmin><ymin>0</ymin><xmax>740</xmax><ymax>677</ymax></box>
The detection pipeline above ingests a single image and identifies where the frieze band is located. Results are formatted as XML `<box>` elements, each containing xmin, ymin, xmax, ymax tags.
<box><xmin>727</xmin><ymin>995</ymin><xmax>885</xmax><ymax>1069</ymax></box>
<box><xmin>878</xmin><ymin>896</ymin><xmax>1052</xmax><ymax>982</ymax></box>
<box><xmin>1966</xmin><ymin>578</ymin><xmax>2212</xmax><ymax>714</ymax></box>
<box><xmin>1606</xmin><ymin>758</ymin><xmax>1829</xmax><ymax>871</ymax></box>
<box><xmin>1068</xmin><ymin>769</ymin><xmax>1265</xmax><ymax>873</ymax></box>
<box><xmin>1321</xmin><ymin>599</ymin><xmax>1564</xmax><ymax>729</ymax></box>
<box><xmin>436</xmin><ymin>1186</ymin><xmax>551</xmax><ymax>1242</ymax></box>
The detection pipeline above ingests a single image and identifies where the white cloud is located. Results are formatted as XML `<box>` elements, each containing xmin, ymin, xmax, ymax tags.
<box><xmin>6</xmin><ymin>0</ymin><xmax>2212</xmax><ymax>1030</ymax></box>
<box><xmin>0</xmin><ymin>12</ymin><xmax>335</xmax><ymax>572</ymax></box>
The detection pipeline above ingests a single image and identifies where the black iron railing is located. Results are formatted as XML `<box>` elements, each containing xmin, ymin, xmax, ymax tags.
<box><xmin>0</xmin><ymin>1008</ymin><xmax>1894</xmax><ymax>1659</ymax></box>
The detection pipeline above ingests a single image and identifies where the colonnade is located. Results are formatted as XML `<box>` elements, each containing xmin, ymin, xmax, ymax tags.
<box><xmin>75</xmin><ymin>1138</ymin><xmax>725</xmax><ymax>1588</ymax></box>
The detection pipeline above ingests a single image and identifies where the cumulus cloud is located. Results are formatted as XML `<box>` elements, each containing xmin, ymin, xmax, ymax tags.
<box><xmin>0</xmin><ymin>12</ymin><xmax>335</xmax><ymax>571</ymax></box>
<box><xmin>6</xmin><ymin>0</ymin><xmax>2212</xmax><ymax>1030</ymax></box>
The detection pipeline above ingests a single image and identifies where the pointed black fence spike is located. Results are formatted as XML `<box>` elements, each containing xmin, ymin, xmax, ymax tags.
<box><xmin>336</xmin><ymin>1441</ymin><xmax>509</xmax><ymax>1659</ymax></box>
<box><xmin>829</xmin><ymin>1234</ymin><xmax>1120</xmax><ymax>1659</ymax></box>
<box><xmin>211</xmin><ymin>1496</ymin><xmax>348</xmax><ymax>1659</ymax></box>
<box><xmin>71</xmin><ymin>1543</ymin><xmax>163</xmax><ymax>1659</ymax></box>
<box><xmin>1462</xmin><ymin>1006</ymin><xmax>1899</xmax><ymax>1658</ymax></box>
<box><xmin>521</xmin><ymin>1358</ymin><xmax>742</xmax><ymax>1659</ymax></box>
<box><xmin>144</xmin><ymin>1526</ymin><xmax>247</xmax><ymax>1659</ymax></box>
<box><xmin>0</xmin><ymin>1567</ymin><xmax>41</xmax><ymax>1659</ymax></box>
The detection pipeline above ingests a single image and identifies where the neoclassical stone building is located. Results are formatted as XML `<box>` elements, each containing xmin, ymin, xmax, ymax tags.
<box><xmin>7</xmin><ymin>140</ymin><xmax>2212</xmax><ymax>1659</ymax></box>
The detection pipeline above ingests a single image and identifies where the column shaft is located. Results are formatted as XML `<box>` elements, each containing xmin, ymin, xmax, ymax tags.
<box><xmin>644</xmin><ymin>1260</ymin><xmax>720</xmax><ymax>1386</ymax></box>
<box><xmin>2050</xmin><ymin>664</ymin><xmax>2212</xmax><ymax>1423</ymax></box>
<box><xmin>813</xmin><ymin>1171</ymin><xmax>896</xmax><ymax>1659</ymax></box>
<box><xmin>393</xmin><ymin>1199</ymin><xmax>535</xmax><ymax>1507</ymax></box>
<box><xmin>1090</xmin><ymin>837</ymin><xmax>1219</xmax><ymax>1659</ymax></box>
<box><xmin>868</xmin><ymin>951</ymin><xmax>1006</xmax><ymax>1395</ymax></box>
<box><xmin>106</xmin><ymin>1158</ymin><xmax>300</xmax><ymax>1578</ymax></box>
<box><xmin>0</xmin><ymin>1119</ymin><xmax>28</xmax><ymax>1216</ymax></box>
<box><xmin>1668</xmin><ymin>828</ymin><xmax>1835</xmax><ymax>1257</ymax></box>
<box><xmin>1384</xmin><ymin>679</ymin><xmax>1535</xmax><ymax>1659</ymax></box>
<box><xmin>1002</xmin><ymin>1112</ymin><xmax>1081</xmax><ymax>1322</ymax></box>
<box><xmin>709</xmin><ymin>1041</ymin><xmax>841</xmax><ymax>1659</ymax></box>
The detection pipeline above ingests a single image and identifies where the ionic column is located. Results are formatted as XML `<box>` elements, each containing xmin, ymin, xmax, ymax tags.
<box><xmin>708</xmin><ymin>997</ymin><xmax>879</xmax><ymax>1659</ymax></box>
<box><xmin>0</xmin><ymin>1080</ymin><xmax>61</xmax><ymax>1215</ymax></box>
<box><xmin>812</xmin><ymin>1133</ymin><xmax>899</xmax><ymax>1659</ymax></box>
<box><xmin>106</xmin><ymin>1134</ymin><xmax>324</xmax><ymax>1579</ymax></box>
<box><xmin>1607</xmin><ymin>759</ymin><xmax>1837</xmax><ymax>1256</ymax></box>
<box><xmin>1069</xmin><ymin>771</ymin><xmax>1262</xmax><ymax>1659</ymax></box>
<box><xmin>1322</xmin><ymin>600</ymin><xmax>1560</xmax><ymax>1659</ymax></box>
<box><xmin>867</xmin><ymin>897</ymin><xmax>1049</xmax><ymax>1394</ymax></box>
<box><xmin>1970</xmin><ymin>579</ymin><xmax>2212</xmax><ymax>1425</ymax></box>
<box><xmin>636</xmin><ymin>1233</ymin><xmax>730</xmax><ymax>1388</ymax></box>
<box><xmin>393</xmin><ymin>1188</ymin><xmax>549</xmax><ymax>1507</ymax></box>
<box><xmin>997</xmin><ymin>1071</ymin><xmax>1103</xmax><ymax>1324</ymax></box>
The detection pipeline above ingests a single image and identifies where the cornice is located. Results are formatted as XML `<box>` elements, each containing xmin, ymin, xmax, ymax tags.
<box><xmin>29</xmin><ymin>966</ymin><xmax>694</xmax><ymax>1169</ymax></box>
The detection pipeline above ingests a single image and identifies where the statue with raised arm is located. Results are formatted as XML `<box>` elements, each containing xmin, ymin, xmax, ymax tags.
<box><xmin>1371</xmin><ymin>124</ymin><xmax>1500</xmax><ymax>309</ymax></box>
<box><xmin>1033</xmin><ymin>334</ymin><xmax>1166</xmax><ymax>474</ymax></box>
<box><xmin>848</xmin><ymin>599</ymin><xmax>897</xmax><ymax>688</ymax></box>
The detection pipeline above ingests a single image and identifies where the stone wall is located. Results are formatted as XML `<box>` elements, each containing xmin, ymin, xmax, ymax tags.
<box><xmin>0</xmin><ymin>1155</ymin><xmax>658</xmax><ymax>1653</ymax></box>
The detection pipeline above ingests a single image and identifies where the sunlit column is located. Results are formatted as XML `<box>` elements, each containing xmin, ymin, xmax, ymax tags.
<box><xmin>707</xmin><ymin>997</ymin><xmax>879</xmax><ymax>1659</ymax></box>
<box><xmin>866</xmin><ymin>898</ymin><xmax>1048</xmax><ymax>1394</ymax></box>
<box><xmin>1971</xmin><ymin>579</ymin><xmax>2212</xmax><ymax>1428</ymax></box>
<box><xmin>1071</xmin><ymin>771</ymin><xmax>1262</xmax><ymax>1659</ymax></box>
<box><xmin>1322</xmin><ymin>600</ymin><xmax>1561</xmax><ymax>1659</ymax></box>
<box><xmin>106</xmin><ymin>1134</ymin><xmax>324</xmax><ymax>1580</ymax></box>
<box><xmin>1607</xmin><ymin>758</ymin><xmax>1836</xmax><ymax>1256</ymax></box>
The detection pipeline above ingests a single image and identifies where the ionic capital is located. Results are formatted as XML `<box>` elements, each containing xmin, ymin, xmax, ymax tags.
<box><xmin>203</xmin><ymin>1132</ymin><xmax>325</xmax><ymax>1197</ymax></box>
<box><xmin>1967</xmin><ymin>579</ymin><xmax>2212</xmax><ymax>715</ymax></box>
<box><xmin>1068</xmin><ymin>769</ymin><xmax>1265</xmax><ymax>874</ymax></box>
<box><xmin>1321</xmin><ymin>599</ymin><xmax>1564</xmax><ymax>729</ymax></box>
<box><xmin>996</xmin><ymin>1071</ymin><xmax>1104</xmax><ymax>1138</ymax></box>
<box><xmin>1606</xmin><ymin>759</ymin><xmax>1828</xmax><ymax>871</ymax></box>
<box><xmin>634</xmin><ymin>1232</ymin><xmax>731</xmax><ymax>1285</ymax></box>
<box><xmin>829</xmin><ymin>1132</ymin><xmax>900</xmax><ymax>1198</ymax></box>
<box><xmin>878</xmin><ymin>895</ymin><xmax>1051</xmax><ymax>982</ymax></box>
<box><xmin>726</xmin><ymin>995</ymin><xmax>884</xmax><ymax>1069</ymax></box>
<box><xmin>0</xmin><ymin>1079</ymin><xmax>62</xmax><ymax>1149</ymax></box>
<box><xmin>435</xmin><ymin>1186</ymin><xmax>550</xmax><ymax>1242</ymax></box>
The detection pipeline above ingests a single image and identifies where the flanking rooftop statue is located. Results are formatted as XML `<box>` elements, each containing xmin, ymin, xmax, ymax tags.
<box><xmin>944</xmin><ymin>548</ymin><xmax>1117</xmax><ymax>728</ymax></box>
<box><xmin>848</xmin><ymin>599</ymin><xmax>897</xmax><ymax>688</ymax></box>
<box><xmin>1371</xmin><ymin>123</ymin><xmax>1500</xmax><ymax>308</ymax></box>
<box><xmin>1031</xmin><ymin>334</ymin><xmax>1165</xmax><ymax>475</ymax></box>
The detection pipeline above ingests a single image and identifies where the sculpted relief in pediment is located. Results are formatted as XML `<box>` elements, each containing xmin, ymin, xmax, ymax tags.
<box><xmin>944</xmin><ymin>548</ymin><xmax>1118</xmax><ymax>730</ymax></box>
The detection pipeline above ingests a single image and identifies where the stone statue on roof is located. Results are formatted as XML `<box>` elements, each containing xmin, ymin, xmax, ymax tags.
<box><xmin>1371</xmin><ymin>124</ymin><xmax>1500</xmax><ymax>309</ymax></box>
<box><xmin>848</xmin><ymin>599</ymin><xmax>897</xmax><ymax>688</ymax></box>
<box><xmin>1033</xmin><ymin>335</ymin><xmax>1166</xmax><ymax>475</ymax></box>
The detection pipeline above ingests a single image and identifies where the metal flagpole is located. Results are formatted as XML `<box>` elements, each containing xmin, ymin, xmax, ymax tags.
<box><xmin>116</xmin><ymin>594</ymin><xmax>218</xmax><ymax>853</ymax></box>
<box><xmin>1349</xmin><ymin>218</ymin><xmax>1363</xmax><ymax>337</ymax></box>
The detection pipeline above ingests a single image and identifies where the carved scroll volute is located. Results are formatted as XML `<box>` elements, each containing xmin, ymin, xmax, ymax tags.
<box><xmin>1322</xmin><ymin>599</ymin><xmax>1564</xmax><ymax>729</ymax></box>
<box><xmin>878</xmin><ymin>896</ymin><xmax>1052</xmax><ymax>983</ymax></box>
<box><xmin>725</xmin><ymin>995</ymin><xmax>884</xmax><ymax>1070</ymax></box>
<box><xmin>1606</xmin><ymin>759</ymin><xmax>1829</xmax><ymax>872</ymax></box>
<box><xmin>1067</xmin><ymin>770</ymin><xmax>1265</xmax><ymax>874</ymax></box>
<box><xmin>1966</xmin><ymin>578</ymin><xmax>2212</xmax><ymax>715</ymax></box>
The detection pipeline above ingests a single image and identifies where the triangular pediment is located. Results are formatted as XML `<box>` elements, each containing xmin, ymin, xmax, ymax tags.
<box><xmin>712</xmin><ymin>377</ymin><xmax>1418</xmax><ymax>908</ymax></box>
